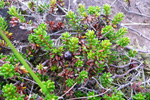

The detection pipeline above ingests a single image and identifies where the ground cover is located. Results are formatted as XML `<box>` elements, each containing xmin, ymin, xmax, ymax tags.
<box><xmin>0</xmin><ymin>0</ymin><xmax>150</xmax><ymax>100</ymax></box>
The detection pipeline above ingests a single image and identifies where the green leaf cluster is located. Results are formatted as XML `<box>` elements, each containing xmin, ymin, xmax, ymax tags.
<box><xmin>36</xmin><ymin>72</ymin><xmax>48</xmax><ymax>81</ymax></box>
<box><xmin>2</xmin><ymin>83</ymin><xmax>24</xmax><ymax>100</ymax></box>
<box><xmin>100</xmin><ymin>72</ymin><xmax>113</xmax><ymax>87</ymax></box>
<box><xmin>128</xmin><ymin>49</ymin><xmax>137</xmax><ymax>57</ymax></box>
<box><xmin>117</xmin><ymin>37</ymin><xmax>130</xmax><ymax>47</ymax></box>
<box><xmin>0</xmin><ymin>63</ymin><xmax>16</xmax><ymax>79</ymax></box>
<box><xmin>102</xmin><ymin>25</ymin><xmax>129</xmax><ymax>47</ymax></box>
<box><xmin>87</xmin><ymin>91</ymin><xmax>101</xmax><ymax>100</ymax></box>
<box><xmin>52</xmin><ymin>46</ymin><xmax>64</xmax><ymax>57</ymax></box>
<box><xmin>0</xmin><ymin>17</ymin><xmax>7</xmax><ymax>31</ymax></box>
<box><xmin>145</xmin><ymin>92</ymin><xmax>150</xmax><ymax>100</ymax></box>
<box><xmin>45</xmin><ymin>94</ymin><xmax>58</xmax><ymax>100</ymax></box>
<box><xmin>77</xmin><ymin>70</ymin><xmax>88</xmax><ymax>83</ymax></box>
<box><xmin>133</xmin><ymin>92</ymin><xmax>145</xmax><ymax>100</ymax></box>
<box><xmin>103</xmin><ymin>4</ymin><xmax>111</xmax><ymax>16</ymax></box>
<box><xmin>61</xmin><ymin>32</ymin><xmax>79</xmax><ymax>52</ymax></box>
<box><xmin>50</xmin><ymin>0</ymin><xmax>56</xmax><ymax>6</ymax></box>
<box><xmin>112</xmin><ymin>12</ymin><xmax>124</xmax><ymax>25</ymax></box>
<box><xmin>102</xmin><ymin>26</ymin><xmax>128</xmax><ymax>41</ymax></box>
<box><xmin>66</xmin><ymin>79</ymin><xmax>75</xmax><ymax>87</ymax></box>
<box><xmin>77</xmin><ymin>4</ymin><xmax>87</xmax><ymax>17</ymax></box>
<box><xmin>87</xmin><ymin>6</ymin><xmax>101</xmax><ymax>17</ymax></box>
<box><xmin>69</xmin><ymin>37</ymin><xmax>79</xmax><ymax>53</ymax></box>
<box><xmin>61</xmin><ymin>32</ymin><xmax>71</xmax><ymax>49</ymax></box>
<box><xmin>104</xmin><ymin>90</ymin><xmax>125</xmax><ymax>100</ymax></box>
<box><xmin>0</xmin><ymin>0</ymin><xmax>5</xmax><ymax>8</ymax></box>
<box><xmin>28</xmin><ymin>23</ymin><xmax>53</xmax><ymax>51</ymax></box>
<box><xmin>66</xmin><ymin>5</ymin><xmax>101</xmax><ymax>31</ymax></box>
<box><xmin>37</xmin><ymin>63</ymin><xmax>43</xmax><ymax>70</ymax></box>
<box><xmin>85</xmin><ymin>30</ymin><xmax>98</xmax><ymax>49</ymax></box>
<box><xmin>66</xmin><ymin>11</ymin><xmax>80</xmax><ymax>31</ymax></box>
<box><xmin>75</xmin><ymin>60</ymin><xmax>83</xmax><ymax>67</ymax></box>
<box><xmin>43</xmin><ymin>80</ymin><xmax>55</xmax><ymax>92</ymax></box>
<box><xmin>7</xmin><ymin>6</ymin><xmax>25</xmax><ymax>23</ymax></box>
<box><xmin>0</xmin><ymin>53</ymin><xmax>28</xmax><ymax>65</ymax></box>
<box><xmin>75</xmin><ymin>90</ymin><xmax>87</xmax><ymax>97</ymax></box>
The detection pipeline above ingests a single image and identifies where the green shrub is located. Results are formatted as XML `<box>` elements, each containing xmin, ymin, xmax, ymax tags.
<box><xmin>0</xmin><ymin>2</ymin><xmax>145</xmax><ymax>100</ymax></box>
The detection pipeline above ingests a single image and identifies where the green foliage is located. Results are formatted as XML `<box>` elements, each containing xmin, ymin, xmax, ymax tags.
<box><xmin>133</xmin><ymin>92</ymin><xmax>145</xmax><ymax>100</ymax></box>
<box><xmin>44</xmin><ymin>94</ymin><xmax>58</xmax><ymax>100</ymax></box>
<box><xmin>96</xmin><ymin>40</ymin><xmax>112</xmax><ymax>61</ymax></box>
<box><xmin>85</xmin><ymin>30</ymin><xmax>98</xmax><ymax>49</ymax></box>
<box><xmin>66</xmin><ymin>11</ymin><xmax>80</xmax><ymax>31</ymax></box>
<box><xmin>28</xmin><ymin>23</ymin><xmax>53</xmax><ymax>51</ymax></box>
<box><xmin>8</xmin><ymin>6</ymin><xmax>19</xmax><ymax>17</ymax></box>
<box><xmin>87</xmin><ymin>6</ymin><xmax>101</xmax><ymax>17</ymax></box>
<box><xmin>0</xmin><ymin>17</ymin><xmax>9</xmax><ymax>49</ymax></box>
<box><xmin>74</xmin><ymin>90</ymin><xmax>87</xmax><ymax>97</ymax></box>
<box><xmin>102</xmin><ymin>25</ymin><xmax>114</xmax><ymax>40</ymax></box>
<box><xmin>66</xmin><ymin>5</ymin><xmax>101</xmax><ymax>31</ymax></box>
<box><xmin>61</xmin><ymin>32</ymin><xmax>71</xmax><ymax>49</ymax></box>
<box><xmin>52</xmin><ymin>46</ymin><xmax>64</xmax><ymax>57</ymax></box>
<box><xmin>37</xmin><ymin>63</ymin><xmax>43</xmax><ymax>70</ymax></box>
<box><xmin>75</xmin><ymin>60</ymin><xmax>83</xmax><ymax>67</ymax></box>
<box><xmin>100</xmin><ymin>72</ymin><xmax>113</xmax><ymax>87</ymax></box>
<box><xmin>2</xmin><ymin>83</ymin><xmax>24</xmax><ymax>100</ymax></box>
<box><xmin>112</xmin><ymin>12</ymin><xmax>124</xmax><ymax>25</ymax></box>
<box><xmin>0</xmin><ymin>17</ymin><xmax>8</xmax><ymax>49</ymax></box>
<box><xmin>77</xmin><ymin>70</ymin><xmax>88</xmax><ymax>83</ymax></box>
<box><xmin>117</xmin><ymin>37</ymin><xmax>130</xmax><ymax>47</ymax></box>
<box><xmin>66</xmin><ymin>79</ymin><xmax>75</xmax><ymax>87</ymax></box>
<box><xmin>6</xmin><ymin>2</ymin><xmax>10</xmax><ymax>6</ymax></box>
<box><xmin>61</xmin><ymin>32</ymin><xmax>79</xmax><ymax>52</ymax></box>
<box><xmin>0</xmin><ymin>53</ymin><xmax>29</xmax><ymax>65</ymax></box>
<box><xmin>0</xmin><ymin>29</ymin><xmax>49</xmax><ymax>95</ymax></box>
<box><xmin>77</xmin><ymin>4</ymin><xmax>87</xmax><ymax>17</ymax></box>
<box><xmin>0</xmin><ymin>63</ymin><xmax>16</xmax><ymax>79</ymax></box>
<box><xmin>104</xmin><ymin>90</ymin><xmax>125</xmax><ymax>100</ymax></box>
<box><xmin>7</xmin><ymin>6</ymin><xmax>25</xmax><ymax>23</ymax></box>
<box><xmin>0</xmin><ymin>2</ymin><xmax>143</xmax><ymax>100</ymax></box>
<box><xmin>50</xmin><ymin>0</ymin><xmax>56</xmax><ymax>6</ymax></box>
<box><xmin>145</xmin><ymin>92</ymin><xmax>150</xmax><ymax>100</ymax></box>
<box><xmin>116</xmin><ymin>27</ymin><xmax>128</xmax><ymax>38</ymax></box>
<box><xmin>102</xmin><ymin>26</ymin><xmax>128</xmax><ymax>42</ymax></box>
<box><xmin>101</xmin><ymin>25</ymin><xmax>129</xmax><ymax>48</ymax></box>
<box><xmin>87</xmin><ymin>91</ymin><xmax>101</xmax><ymax>100</ymax></box>
<box><xmin>0</xmin><ymin>0</ymin><xmax>5</xmax><ymax>8</ymax></box>
<box><xmin>7</xmin><ymin>53</ymin><xmax>20</xmax><ymax>64</ymax></box>
<box><xmin>38</xmin><ymin>3</ymin><xmax>50</xmax><ymax>13</ymax></box>
<box><xmin>87</xmin><ymin>50</ymin><xmax>95</xmax><ymax>60</ymax></box>
<box><xmin>85</xmin><ymin>30</ymin><xmax>112</xmax><ymax>62</ymax></box>
<box><xmin>69</xmin><ymin>37</ymin><xmax>79</xmax><ymax>53</ymax></box>
<box><xmin>128</xmin><ymin>49</ymin><xmax>137</xmax><ymax>57</ymax></box>
<box><xmin>0</xmin><ymin>17</ymin><xmax>7</xmax><ymax>31</ymax></box>
<box><xmin>30</xmin><ymin>94</ymin><xmax>38</xmax><ymax>100</ymax></box>
<box><xmin>28</xmin><ymin>1</ymin><xmax>35</xmax><ymax>9</ymax></box>
<box><xmin>50</xmin><ymin>65</ymin><xmax>58</xmax><ymax>72</ymax></box>
<box><xmin>103</xmin><ymin>4</ymin><xmax>111</xmax><ymax>16</ymax></box>
<box><xmin>36</xmin><ymin>72</ymin><xmax>48</xmax><ymax>81</ymax></box>
<box><xmin>43</xmin><ymin>80</ymin><xmax>55</xmax><ymax>92</ymax></box>
<box><xmin>0</xmin><ymin>81</ymin><xmax>5</xmax><ymax>90</ymax></box>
